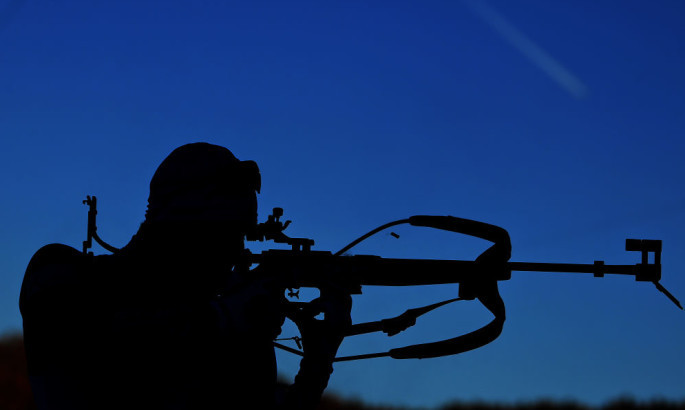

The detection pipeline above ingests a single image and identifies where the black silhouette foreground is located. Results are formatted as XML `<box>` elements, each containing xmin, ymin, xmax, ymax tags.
<box><xmin>4</xmin><ymin>334</ymin><xmax>685</xmax><ymax>410</ymax></box>
<box><xmin>19</xmin><ymin>143</ymin><xmax>680</xmax><ymax>410</ymax></box>
<box><xmin>20</xmin><ymin>143</ymin><xmax>352</xmax><ymax>409</ymax></box>
<box><xmin>69</xmin><ymin>196</ymin><xmax>680</xmax><ymax>361</ymax></box>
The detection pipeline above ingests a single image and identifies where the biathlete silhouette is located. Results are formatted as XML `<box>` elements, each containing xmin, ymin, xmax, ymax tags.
<box><xmin>20</xmin><ymin>142</ymin><xmax>352</xmax><ymax>409</ymax></box>
<box><xmin>19</xmin><ymin>142</ymin><xmax>680</xmax><ymax>409</ymax></box>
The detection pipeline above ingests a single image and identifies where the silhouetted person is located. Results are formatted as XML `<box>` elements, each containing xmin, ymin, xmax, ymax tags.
<box><xmin>20</xmin><ymin>142</ymin><xmax>351</xmax><ymax>409</ymax></box>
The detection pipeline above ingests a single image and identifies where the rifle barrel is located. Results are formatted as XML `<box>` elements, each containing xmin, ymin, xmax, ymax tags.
<box><xmin>252</xmin><ymin>251</ymin><xmax>658</xmax><ymax>288</ymax></box>
<box><xmin>354</xmin><ymin>259</ymin><xmax>647</xmax><ymax>286</ymax></box>
<box><xmin>508</xmin><ymin>262</ymin><xmax>637</xmax><ymax>275</ymax></box>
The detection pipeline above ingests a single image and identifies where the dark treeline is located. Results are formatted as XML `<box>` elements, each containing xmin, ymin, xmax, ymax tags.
<box><xmin>439</xmin><ymin>399</ymin><xmax>685</xmax><ymax>410</ymax></box>
<box><xmin>2</xmin><ymin>334</ymin><xmax>683</xmax><ymax>410</ymax></box>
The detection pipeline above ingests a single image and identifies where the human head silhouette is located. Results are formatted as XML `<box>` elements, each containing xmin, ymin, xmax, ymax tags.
<box><xmin>142</xmin><ymin>142</ymin><xmax>261</xmax><ymax>249</ymax></box>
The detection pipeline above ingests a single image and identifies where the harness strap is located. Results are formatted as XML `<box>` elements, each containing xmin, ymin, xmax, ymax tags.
<box><xmin>389</xmin><ymin>281</ymin><xmax>504</xmax><ymax>359</ymax></box>
<box><xmin>274</xmin><ymin>282</ymin><xmax>505</xmax><ymax>361</ymax></box>
<box><xmin>345</xmin><ymin>297</ymin><xmax>463</xmax><ymax>337</ymax></box>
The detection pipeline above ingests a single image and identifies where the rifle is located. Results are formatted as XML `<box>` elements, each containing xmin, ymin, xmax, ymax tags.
<box><xmin>82</xmin><ymin>197</ymin><xmax>682</xmax><ymax>361</ymax></box>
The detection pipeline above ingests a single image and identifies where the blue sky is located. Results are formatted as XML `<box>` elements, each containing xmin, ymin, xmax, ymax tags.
<box><xmin>1</xmin><ymin>0</ymin><xmax>684</xmax><ymax>407</ymax></box>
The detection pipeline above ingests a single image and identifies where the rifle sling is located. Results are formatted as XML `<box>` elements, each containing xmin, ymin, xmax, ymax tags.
<box><xmin>273</xmin><ymin>282</ymin><xmax>505</xmax><ymax>361</ymax></box>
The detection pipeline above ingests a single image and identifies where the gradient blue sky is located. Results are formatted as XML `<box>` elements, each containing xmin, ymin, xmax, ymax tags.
<box><xmin>1</xmin><ymin>0</ymin><xmax>684</xmax><ymax>407</ymax></box>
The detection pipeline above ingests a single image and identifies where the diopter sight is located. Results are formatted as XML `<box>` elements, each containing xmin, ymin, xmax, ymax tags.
<box><xmin>625</xmin><ymin>238</ymin><xmax>662</xmax><ymax>282</ymax></box>
<box><xmin>246</xmin><ymin>207</ymin><xmax>315</xmax><ymax>251</ymax></box>
<box><xmin>625</xmin><ymin>238</ymin><xmax>682</xmax><ymax>310</ymax></box>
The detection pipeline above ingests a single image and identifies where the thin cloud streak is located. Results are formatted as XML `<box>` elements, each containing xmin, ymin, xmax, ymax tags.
<box><xmin>463</xmin><ymin>0</ymin><xmax>589</xmax><ymax>99</ymax></box>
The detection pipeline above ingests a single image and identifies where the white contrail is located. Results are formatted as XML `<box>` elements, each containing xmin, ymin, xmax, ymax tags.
<box><xmin>463</xmin><ymin>0</ymin><xmax>589</xmax><ymax>99</ymax></box>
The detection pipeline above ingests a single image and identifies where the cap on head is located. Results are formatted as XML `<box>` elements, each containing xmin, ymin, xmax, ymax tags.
<box><xmin>145</xmin><ymin>142</ymin><xmax>260</xmax><ymax>228</ymax></box>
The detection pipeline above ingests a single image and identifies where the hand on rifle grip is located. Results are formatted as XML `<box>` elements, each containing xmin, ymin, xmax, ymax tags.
<box><xmin>292</xmin><ymin>286</ymin><xmax>352</xmax><ymax>361</ymax></box>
